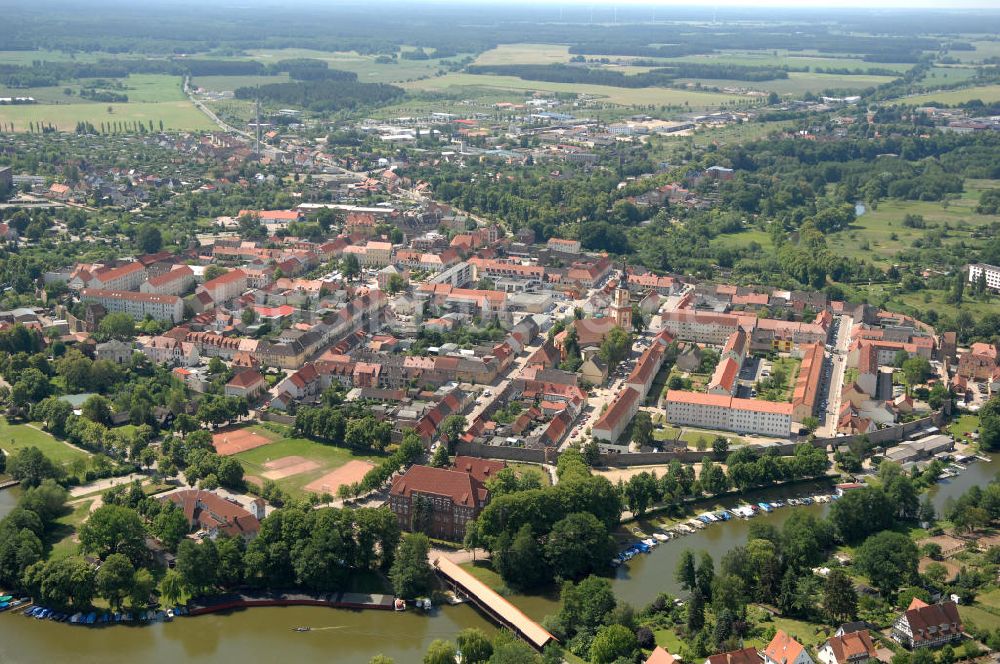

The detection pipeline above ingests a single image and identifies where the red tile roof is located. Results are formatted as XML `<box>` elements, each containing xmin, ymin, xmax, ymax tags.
<box><xmin>164</xmin><ymin>489</ymin><xmax>259</xmax><ymax>538</ymax></box>
<box><xmin>451</xmin><ymin>456</ymin><xmax>506</xmax><ymax>483</ymax></box>
<box><xmin>706</xmin><ymin>648</ymin><xmax>762</xmax><ymax>664</ymax></box>
<box><xmin>765</xmin><ymin>630</ymin><xmax>806</xmax><ymax>664</ymax></box>
<box><xmin>390</xmin><ymin>465</ymin><xmax>487</xmax><ymax>508</ymax></box>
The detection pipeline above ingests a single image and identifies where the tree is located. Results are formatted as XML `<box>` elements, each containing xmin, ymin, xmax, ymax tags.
<box><xmin>217</xmin><ymin>456</ymin><xmax>245</xmax><ymax>490</ymax></box>
<box><xmin>456</xmin><ymin>628</ymin><xmax>493</xmax><ymax>663</ymax></box>
<box><xmin>23</xmin><ymin>556</ymin><xmax>94</xmax><ymax>611</ymax></box>
<box><xmin>7</xmin><ymin>447</ymin><xmax>63</xmax><ymax>487</ymax></box>
<box><xmin>390</xmin><ymin>533</ymin><xmax>433</xmax><ymax>598</ymax></box>
<box><xmin>696</xmin><ymin>551</ymin><xmax>715</xmax><ymax>598</ymax></box>
<box><xmin>855</xmin><ymin>531</ymin><xmax>918</xmax><ymax>596</ymax></box>
<box><xmin>676</xmin><ymin>549</ymin><xmax>697</xmax><ymax>592</ymax></box>
<box><xmin>82</xmin><ymin>394</ymin><xmax>113</xmax><ymax>425</ymax></box>
<box><xmin>137</xmin><ymin>225</ymin><xmax>163</xmax><ymax>254</ymax></box>
<box><xmin>95</xmin><ymin>553</ymin><xmax>135</xmax><ymax>610</ymax></box>
<box><xmin>631</xmin><ymin>411</ymin><xmax>653</xmax><ymax>447</ymax></box>
<box><xmin>176</xmin><ymin>539</ymin><xmax>218</xmax><ymax>594</ymax></box>
<box><xmin>687</xmin><ymin>588</ymin><xmax>706</xmax><ymax>631</ymax></box>
<box><xmin>590</xmin><ymin>624</ymin><xmax>638</xmax><ymax>664</ymax></box>
<box><xmin>544</xmin><ymin>512</ymin><xmax>613</xmax><ymax>580</ymax></box>
<box><xmin>423</xmin><ymin>639</ymin><xmax>457</xmax><ymax>664</ymax></box>
<box><xmin>441</xmin><ymin>415</ymin><xmax>466</xmax><ymax>444</ymax></box>
<box><xmin>430</xmin><ymin>445</ymin><xmax>450</xmax><ymax>468</ymax></box>
<box><xmin>386</xmin><ymin>273</ymin><xmax>408</xmax><ymax>294</ymax></box>
<box><xmin>494</xmin><ymin>524</ymin><xmax>548</xmax><ymax>590</ymax></box>
<box><xmin>341</xmin><ymin>254</ymin><xmax>361</xmax><ymax>281</ymax></box>
<box><xmin>631</xmin><ymin>304</ymin><xmax>647</xmax><ymax>334</ymax></box>
<box><xmin>97</xmin><ymin>312</ymin><xmax>136</xmax><ymax>341</ymax></box>
<box><xmin>130</xmin><ymin>567</ymin><xmax>155</xmax><ymax>610</ymax></box>
<box><xmin>822</xmin><ymin>568</ymin><xmax>858</xmax><ymax>622</ymax></box>
<box><xmin>160</xmin><ymin>568</ymin><xmax>186</xmax><ymax>606</ymax></box>
<box><xmin>801</xmin><ymin>416</ymin><xmax>820</xmax><ymax>434</ymax></box>
<box><xmin>830</xmin><ymin>487</ymin><xmax>894</xmax><ymax>543</ymax></box>
<box><xmin>153</xmin><ymin>504</ymin><xmax>189</xmax><ymax>552</ymax></box>
<box><xmin>712</xmin><ymin>436</ymin><xmax>730</xmax><ymax>460</ymax></box>
<box><xmin>624</xmin><ymin>471</ymin><xmax>659</xmax><ymax>517</ymax></box>
<box><xmin>79</xmin><ymin>504</ymin><xmax>147</xmax><ymax>565</ymax></box>
<box><xmin>901</xmin><ymin>357</ymin><xmax>932</xmax><ymax>390</ymax></box>
<box><xmin>557</xmin><ymin>575</ymin><xmax>616</xmax><ymax>635</ymax></box>
<box><xmin>599</xmin><ymin>326</ymin><xmax>631</xmax><ymax>369</ymax></box>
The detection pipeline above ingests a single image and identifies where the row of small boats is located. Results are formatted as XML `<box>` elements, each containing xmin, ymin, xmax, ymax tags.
<box><xmin>612</xmin><ymin>493</ymin><xmax>841</xmax><ymax>567</ymax></box>
<box><xmin>15</xmin><ymin>603</ymin><xmax>189</xmax><ymax>625</ymax></box>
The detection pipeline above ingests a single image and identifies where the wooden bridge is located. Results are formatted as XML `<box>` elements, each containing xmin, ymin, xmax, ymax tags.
<box><xmin>433</xmin><ymin>557</ymin><xmax>556</xmax><ymax>651</ymax></box>
<box><xmin>0</xmin><ymin>479</ymin><xmax>20</xmax><ymax>491</ymax></box>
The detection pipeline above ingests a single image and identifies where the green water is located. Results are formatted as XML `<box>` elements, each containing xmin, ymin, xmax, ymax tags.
<box><xmin>0</xmin><ymin>454</ymin><xmax>993</xmax><ymax>663</ymax></box>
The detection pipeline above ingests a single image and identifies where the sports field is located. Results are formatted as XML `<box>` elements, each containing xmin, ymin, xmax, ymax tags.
<box><xmin>213</xmin><ymin>424</ymin><xmax>282</xmax><ymax>456</ymax></box>
<box><xmin>232</xmin><ymin>429</ymin><xmax>380</xmax><ymax>498</ymax></box>
<box><xmin>402</xmin><ymin>73</ymin><xmax>742</xmax><ymax>108</ymax></box>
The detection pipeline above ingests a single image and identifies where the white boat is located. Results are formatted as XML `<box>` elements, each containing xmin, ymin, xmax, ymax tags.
<box><xmin>643</xmin><ymin>538</ymin><xmax>657</xmax><ymax>548</ymax></box>
<box><xmin>653</xmin><ymin>532</ymin><xmax>670</xmax><ymax>542</ymax></box>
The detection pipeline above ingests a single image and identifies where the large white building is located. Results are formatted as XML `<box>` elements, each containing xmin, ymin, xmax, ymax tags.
<box><xmin>968</xmin><ymin>263</ymin><xmax>1000</xmax><ymax>291</ymax></box>
<box><xmin>199</xmin><ymin>269</ymin><xmax>247</xmax><ymax>305</ymax></box>
<box><xmin>664</xmin><ymin>390</ymin><xmax>793</xmax><ymax>438</ymax></box>
<box><xmin>90</xmin><ymin>262</ymin><xmax>146</xmax><ymax>291</ymax></box>
<box><xmin>81</xmin><ymin>289</ymin><xmax>184</xmax><ymax>323</ymax></box>
<box><xmin>140</xmin><ymin>265</ymin><xmax>194</xmax><ymax>296</ymax></box>
<box><xmin>661</xmin><ymin>310</ymin><xmax>743</xmax><ymax>345</ymax></box>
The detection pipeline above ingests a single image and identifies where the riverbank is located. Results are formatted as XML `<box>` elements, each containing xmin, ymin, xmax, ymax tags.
<box><xmin>188</xmin><ymin>591</ymin><xmax>396</xmax><ymax>615</ymax></box>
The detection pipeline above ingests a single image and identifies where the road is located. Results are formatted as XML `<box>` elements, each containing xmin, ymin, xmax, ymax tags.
<box><xmin>818</xmin><ymin>314</ymin><xmax>853</xmax><ymax>438</ymax></box>
<box><xmin>183</xmin><ymin>76</ymin><xmax>252</xmax><ymax>139</ymax></box>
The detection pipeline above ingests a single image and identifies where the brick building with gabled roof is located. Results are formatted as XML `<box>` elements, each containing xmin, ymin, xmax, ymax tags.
<box><xmin>705</xmin><ymin>647</ymin><xmax>763</xmax><ymax>664</ymax></box>
<box><xmin>388</xmin><ymin>465</ymin><xmax>490</xmax><ymax>541</ymax></box>
<box><xmin>163</xmin><ymin>489</ymin><xmax>264</xmax><ymax>540</ymax></box>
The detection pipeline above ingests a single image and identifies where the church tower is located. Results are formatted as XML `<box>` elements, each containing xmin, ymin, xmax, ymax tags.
<box><xmin>611</xmin><ymin>260</ymin><xmax>632</xmax><ymax>330</ymax></box>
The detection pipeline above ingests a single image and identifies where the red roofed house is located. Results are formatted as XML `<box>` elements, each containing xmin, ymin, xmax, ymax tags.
<box><xmin>646</xmin><ymin>647</ymin><xmax>678</xmax><ymax>664</ymax></box>
<box><xmin>224</xmin><ymin>369</ymin><xmax>267</xmax><ymax>401</ymax></box>
<box><xmin>958</xmin><ymin>343</ymin><xmax>998</xmax><ymax>381</ymax></box>
<box><xmin>818</xmin><ymin>630</ymin><xmax>876</xmax><ymax>664</ymax></box>
<box><xmin>764</xmin><ymin>630</ymin><xmax>814</xmax><ymax>664</ymax></box>
<box><xmin>163</xmin><ymin>489</ymin><xmax>264</xmax><ymax>540</ymax></box>
<box><xmin>388</xmin><ymin>465</ymin><xmax>490</xmax><ymax>541</ymax></box>
<box><xmin>705</xmin><ymin>647</ymin><xmax>763</xmax><ymax>664</ymax></box>
<box><xmin>892</xmin><ymin>599</ymin><xmax>963</xmax><ymax>649</ymax></box>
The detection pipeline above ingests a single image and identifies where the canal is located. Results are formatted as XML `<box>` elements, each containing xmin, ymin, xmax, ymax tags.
<box><xmin>0</xmin><ymin>454</ymin><xmax>993</xmax><ymax>663</ymax></box>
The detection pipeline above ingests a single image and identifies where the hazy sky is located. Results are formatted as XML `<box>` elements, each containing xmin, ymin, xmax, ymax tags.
<box><xmin>470</xmin><ymin>0</ymin><xmax>1000</xmax><ymax>7</ymax></box>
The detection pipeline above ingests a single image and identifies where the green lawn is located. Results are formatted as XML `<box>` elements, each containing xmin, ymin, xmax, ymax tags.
<box><xmin>507</xmin><ymin>462</ymin><xmax>551</xmax><ymax>487</ymax></box>
<box><xmin>233</xmin><ymin>431</ymin><xmax>380</xmax><ymax>498</ymax></box>
<box><xmin>827</xmin><ymin>179</ymin><xmax>1000</xmax><ymax>266</ymax></box>
<box><xmin>747</xmin><ymin>608</ymin><xmax>830</xmax><ymax>649</ymax></box>
<box><xmin>653</xmin><ymin>627</ymin><xmax>685</xmax><ymax>653</ymax></box>
<box><xmin>864</xmin><ymin>286</ymin><xmax>1000</xmax><ymax>322</ymax></box>
<box><xmin>710</xmin><ymin>228</ymin><xmax>775</xmax><ymax>252</ymax></box>
<box><xmin>48</xmin><ymin>499</ymin><xmax>92</xmax><ymax>559</ymax></box>
<box><xmin>401</xmin><ymin>73</ymin><xmax>743</xmax><ymax>108</ymax></box>
<box><xmin>960</xmin><ymin>604</ymin><xmax>1000</xmax><ymax>632</ymax></box>
<box><xmin>0</xmin><ymin>418</ymin><xmax>90</xmax><ymax>467</ymax></box>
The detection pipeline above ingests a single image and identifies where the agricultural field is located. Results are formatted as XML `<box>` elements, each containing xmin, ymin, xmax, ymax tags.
<box><xmin>0</xmin><ymin>49</ymin><xmax>106</xmax><ymax>65</ymax></box>
<box><xmin>191</xmin><ymin>73</ymin><xmax>290</xmax><ymax>93</ymax></box>
<box><xmin>657</xmin><ymin>50</ymin><xmax>915</xmax><ymax>74</ymax></box>
<box><xmin>0</xmin><ymin>418</ymin><xmax>90</xmax><ymax>467</ymax></box>
<box><xmin>0</xmin><ymin>101</ymin><xmax>214</xmax><ymax>132</ymax></box>
<box><xmin>902</xmin><ymin>84</ymin><xmax>1000</xmax><ymax>106</ymax></box>
<box><xmin>826</xmin><ymin>179</ymin><xmax>1000</xmax><ymax>266</ymax></box>
<box><xmin>473</xmin><ymin>43</ymin><xmax>572</xmax><ymax>66</ymax></box>
<box><xmin>675</xmin><ymin>71</ymin><xmax>897</xmax><ymax>96</ymax></box>
<box><xmin>231</xmin><ymin>426</ymin><xmax>380</xmax><ymax>498</ymax></box>
<box><xmin>244</xmin><ymin>48</ymin><xmax>471</xmax><ymax>85</ymax></box>
<box><xmin>402</xmin><ymin>72</ymin><xmax>744</xmax><ymax>108</ymax></box>
<box><xmin>945</xmin><ymin>40</ymin><xmax>1000</xmax><ymax>64</ymax></box>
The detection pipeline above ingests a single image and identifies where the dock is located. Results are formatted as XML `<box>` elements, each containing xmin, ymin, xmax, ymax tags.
<box><xmin>433</xmin><ymin>557</ymin><xmax>556</xmax><ymax>651</ymax></box>
<box><xmin>186</xmin><ymin>591</ymin><xmax>395</xmax><ymax>616</ymax></box>
<box><xmin>0</xmin><ymin>480</ymin><xmax>20</xmax><ymax>491</ymax></box>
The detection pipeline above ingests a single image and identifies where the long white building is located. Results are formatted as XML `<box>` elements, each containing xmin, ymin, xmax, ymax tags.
<box><xmin>664</xmin><ymin>390</ymin><xmax>793</xmax><ymax>438</ymax></box>
<box><xmin>81</xmin><ymin>288</ymin><xmax>184</xmax><ymax>323</ymax></box>
<box><xmin>968</xmin><ymin>263</ymin><xmax>1000</xmax><ymax>291</ymax></box>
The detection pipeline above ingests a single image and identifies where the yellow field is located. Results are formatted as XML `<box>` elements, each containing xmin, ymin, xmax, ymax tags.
<box><xmin>473</xmin><ymin>43</ymin><xmax>572</xmax><ymax>66</ymax></box>
<box><xmin>901</xmin><ymin>84</ymin><xmax>1000</xmax><ymax>106</ymax></box>
<box><xmin>0</xmin><ymin>100</ymin><xmax>214</xmax><ymax>132</ymax></box>
<box><xmin>401</xmin><ymin>73</ymin><xmax>742</xmax><ymax>108</ymax></box>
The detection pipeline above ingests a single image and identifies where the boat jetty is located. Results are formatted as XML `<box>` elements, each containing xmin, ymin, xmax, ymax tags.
<box><xmin>612</xmin><ymin>491</ymin><xmax>841</xmax><ymax>569</ymax></box>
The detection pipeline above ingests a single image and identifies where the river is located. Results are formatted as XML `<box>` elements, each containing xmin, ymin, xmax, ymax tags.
<box><xmin>0</xmin><ymin>454</ymin><xmax>994</xmax><ymax>663</ymax></box>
